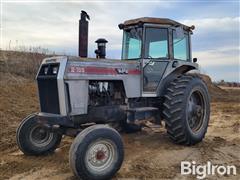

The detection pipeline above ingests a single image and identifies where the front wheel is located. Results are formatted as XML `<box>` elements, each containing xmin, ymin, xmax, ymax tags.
<box><xmin>16</xmin><ymin>114</ymin><xmax>62</xmax><ymax>155</ymax></box>
<box><xmin>69</xmin><ymin>125</ymin><xmax>124</xmax><ymax>180</ymax></box>
<box><xmin>163</xmin><ymin>75</ymin><xmax>210</xmax><ymax>145</ymax></box>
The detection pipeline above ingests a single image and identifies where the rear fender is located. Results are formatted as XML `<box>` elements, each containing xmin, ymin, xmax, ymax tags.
<box><xmin>157</xmin><ymin>63</ymin><xmax>198</xmax><ymax>96</ymax></box>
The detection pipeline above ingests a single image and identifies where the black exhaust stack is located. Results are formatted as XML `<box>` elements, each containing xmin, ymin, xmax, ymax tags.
<box><xmin>79</xmin><ymin>10</ymin><xmax>90</xmax><ymax>57</ymax></box>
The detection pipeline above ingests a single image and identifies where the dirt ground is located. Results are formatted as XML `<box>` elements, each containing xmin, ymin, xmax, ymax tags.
<box><xmin>0</xmin><ymin>78</ymin><xmax>239</xmax><ymax>180</ymax></box>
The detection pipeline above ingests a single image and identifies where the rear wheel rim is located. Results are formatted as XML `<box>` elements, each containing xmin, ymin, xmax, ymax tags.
<box><xmin>187</xmin><ymin>90</ymin><xmax>206</xmax><ymax>133</ymax></box>
<box><xmin>85</xmin><ymin>139</ymin><xmax>116</xmax><ymax>173</ymax></box>
<box><xmin>29</xmin><ymin>125</ymin><xmax>53</xmax><ymax>147</ymax></box>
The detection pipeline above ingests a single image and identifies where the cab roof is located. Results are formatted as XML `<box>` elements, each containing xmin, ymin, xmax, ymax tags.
<box><xmin>123</xmin><ymin>17</ymin><xmax>194</xmax><ymax>31</ymax></box>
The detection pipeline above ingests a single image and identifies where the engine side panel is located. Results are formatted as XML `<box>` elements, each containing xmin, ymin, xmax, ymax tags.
<box><xmin>66</xmin><ymin>80</ymin><xmax>89</xmax><ymax>115</ymax></box>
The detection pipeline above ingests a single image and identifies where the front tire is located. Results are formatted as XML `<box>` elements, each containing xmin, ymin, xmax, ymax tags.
<box><xmin>69</xmin><ymin>125</ymin><xmax>124</xmax><ymax>180</ymax></box>
<box><xmin>16</xmin><ymin>114</ymin><xmax>62</xmax><ymax>155</ymax></box>
<box><xmin>163</xmin><ymin>75</ymin><xmax>210</xmax><ymax>145</ymax></box>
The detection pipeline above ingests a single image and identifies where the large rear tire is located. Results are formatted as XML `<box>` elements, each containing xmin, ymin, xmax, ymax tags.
<box><xmin>16</xmin><ymin>114</ymin><xmax>62</xmax><ymax>155</ymax></box>
<box><xmin>163</xmin><ymin>75</ymin><xmax>210</xmax><ymax>145</ymax></box>
<box><xmin>69</xmin><ymin>125</ymin><xmax>124</xmax><ymax>180</ymax></box>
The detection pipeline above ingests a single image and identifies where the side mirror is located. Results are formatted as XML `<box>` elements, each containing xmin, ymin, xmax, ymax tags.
<box><xmin>193</xmin><ymin>58</ymin><xmax>197</xmax><ymax>63</ymax></box>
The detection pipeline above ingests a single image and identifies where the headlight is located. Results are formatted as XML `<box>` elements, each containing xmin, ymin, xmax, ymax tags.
<box><xmin>52</xmin><ymin>66</ymin><xmax>58</xmax><ymax>74</ymax></box>
<box><xmin>44</xmin><ymin>67</ymin><xmax>48</xmax><ymax>75</ymax></box>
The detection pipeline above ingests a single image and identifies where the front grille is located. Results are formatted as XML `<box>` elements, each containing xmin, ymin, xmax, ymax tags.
<box><xmin>37</xmin><ymin>63</ymin><xmax>60</xmax><ymax>114</ymax></box>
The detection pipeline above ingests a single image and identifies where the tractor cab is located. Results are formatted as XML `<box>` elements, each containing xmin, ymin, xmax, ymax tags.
<box><xmin>119</xmin><ymin>17</ymin><xmax>195</xmax><ymax>92</ymax></box>
<box><xmin>120</xmin><ymin>17</ymin><xmax>194</xmax><ymax>60</ymax></box>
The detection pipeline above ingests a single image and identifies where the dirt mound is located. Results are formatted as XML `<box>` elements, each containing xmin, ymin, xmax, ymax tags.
<box><xmin>0</xmin><ymin>72</ymin><xmax>29</xmax><ymax>85</ymax></box>
<box><xmin>198</xmin><ymin>74</ymin><xmax>226</xmax><ymax>95</ymax></box>
<box><xmin>0</xmin><ymin>81</ymin><xmax>39</xmax><ymax>152</ymax></box>
<box><xmin>0</xmin><ymin>50</ymin><xmax>48</xmax><ymax>79</ymax></box>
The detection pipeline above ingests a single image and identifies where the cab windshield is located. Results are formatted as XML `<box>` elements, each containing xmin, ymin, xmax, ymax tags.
<box><xmin>122</xmin><ymin>27</ymin><xmax>142</xmax><ymax>60</ymax></box>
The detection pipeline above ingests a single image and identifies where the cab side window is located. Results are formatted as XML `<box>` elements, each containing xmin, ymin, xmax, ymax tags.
<box><xmin>173</xmin><ymin>30</ymin><xmax>189</xmax><ymax>61</ymax></box>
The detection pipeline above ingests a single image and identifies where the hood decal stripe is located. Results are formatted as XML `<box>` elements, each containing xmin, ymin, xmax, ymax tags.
<box><xmin>68</xmin><ymin>66</ymin><xmax>140</xmax><ymax>75</ymax></box>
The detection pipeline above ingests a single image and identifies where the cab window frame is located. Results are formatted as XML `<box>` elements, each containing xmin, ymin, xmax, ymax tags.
<box><xmin>121</xmin><ymin>26</ymin><xmax>143</xmax><ymax>60</ymax></box>
<box><xmin>172</xmin><ymin>29</ymin><xmax>191</xmax><ymax>62</ymax></box>
<box><xmin>143</xmin><ymin>25</ymin><xmax>170</xmax><ymax>60</ymax></box>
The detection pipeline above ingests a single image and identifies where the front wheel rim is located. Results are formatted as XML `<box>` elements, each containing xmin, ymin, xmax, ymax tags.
<box><xmin>187</xmin><ymin>90</ymin><xmax>206</xmax><ymax>133</ymax></box>
<box><xmin>85</xmin><ymin>139</ymin><xmax>116</xmax><ymax>173</ymax></box>
<box><xmin>29</xmin><ymin>125</ymin><xmax>54</xmax><ymax>147</ymax></box>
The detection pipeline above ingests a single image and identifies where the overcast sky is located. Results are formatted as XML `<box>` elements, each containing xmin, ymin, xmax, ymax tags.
<box><xmin>1</xmin><ymin>0</ymin><xmax>239</xmax><ymax>82</ymax></box>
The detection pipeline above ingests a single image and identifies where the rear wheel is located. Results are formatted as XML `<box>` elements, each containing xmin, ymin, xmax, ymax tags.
<box><xmin>163</xmin><ymin>75</ymin><xmax>210</xmax><ymax>145</ymax></box>
<box><xmin>69</xmin><ymin>125</ymin><xmax>124</xmax><ymax>180</ymax></box>
<box><xmin>16</xmin><ymin>114</ymin><xmax>62</xmax><ymax>155</ymax></box>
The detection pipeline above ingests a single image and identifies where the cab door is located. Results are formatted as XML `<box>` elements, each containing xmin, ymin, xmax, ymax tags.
<box><xmin>142</xmin><ymin>27</ymin><xmax>170</xmax><ymax>96</ymax></box>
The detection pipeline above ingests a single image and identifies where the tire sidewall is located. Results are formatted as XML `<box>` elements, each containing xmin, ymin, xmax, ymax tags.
<box><xmin>71</xmin><ymin>126</ymin><xmax>124</xmax><ymax>180</ymax></box>
<box><xmin>182</xmin><ymin>78</ymin><xmax>210</xmax><ymax>142</ymax></box>
<box><xmin>17</xmin><ymin>115</ymin><xmax>62</xmax><ymax>155</ymax></box>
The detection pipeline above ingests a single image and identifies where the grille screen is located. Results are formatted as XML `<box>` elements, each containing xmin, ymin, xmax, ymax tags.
<box><xmin>37</xmin><ymin>79</ymin><xmax>60</xmax><ymax>114</ymax></box>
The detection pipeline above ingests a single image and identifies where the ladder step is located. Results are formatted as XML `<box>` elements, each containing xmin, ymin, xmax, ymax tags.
<box><xmin>127</xmin><ymin>107</ymin><xmax>159</xmax><ymax>113</ymax></box>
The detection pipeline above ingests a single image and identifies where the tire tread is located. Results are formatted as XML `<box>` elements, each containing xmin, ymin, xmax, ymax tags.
<box><xmin>162</xmin><ymin>74</ymin><xmax>210</xmax><ymax>145</ymax></box>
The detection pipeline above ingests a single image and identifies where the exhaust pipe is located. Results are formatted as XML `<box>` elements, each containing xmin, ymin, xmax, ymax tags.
<box><xmin>78</xmin><ymin>10</ymin><xmax>90</xmax><ymax>57</ymax></box>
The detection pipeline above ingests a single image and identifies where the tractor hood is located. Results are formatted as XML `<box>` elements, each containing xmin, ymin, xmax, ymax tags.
<box><xmin>66</xmin><ymin>56</ymin><xmax>141</xmax><ymax>78</ymax></box>
<box><xmin>64</xmin><ymin>56</ymin><xmax>142</xmax><ymax>98</ymax></box>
